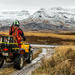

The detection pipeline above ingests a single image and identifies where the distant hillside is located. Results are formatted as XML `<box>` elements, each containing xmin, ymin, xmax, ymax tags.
<box><xmin>21</xmin><ymin>22</ymin><xmax>70</xmax><ymax>31</ymax></box>
<box><xmin>0</xmin><ymin>26</ymin><xmax>10</xmax><ymax>31</ymax></box>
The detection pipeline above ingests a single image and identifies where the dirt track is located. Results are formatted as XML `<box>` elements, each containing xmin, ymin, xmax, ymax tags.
<box><xmin>11</xmin><ymin>48</ymin><xmax>54</xmax><ymax>75</ymax></box>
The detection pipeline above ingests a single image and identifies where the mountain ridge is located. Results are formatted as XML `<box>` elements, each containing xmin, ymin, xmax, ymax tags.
<box><xmin>1</xmin><ymin>7</ymin><xmax>75</xmax><ymax>31</ymax></box>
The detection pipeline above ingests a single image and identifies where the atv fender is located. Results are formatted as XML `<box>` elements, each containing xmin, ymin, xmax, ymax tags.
<box><xmin>18</xmin><ymin>48</ymin><xmax>25</xmax><ymax>54</ymax></box>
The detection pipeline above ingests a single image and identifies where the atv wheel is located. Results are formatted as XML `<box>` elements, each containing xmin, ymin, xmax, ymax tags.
<box><xmin>26</xmin><ymin>52</ymin><xmax>33</xmax><ymax>63</ymax></box>
<box><xmin>0</xmin><ymin>55</ymin><xmax>4</xmax><ymax>68</ymax></box>
<box><xmin>14</xmin><ymin>55</ymin><xmax>24</xmax><ymax>70</ymax></box>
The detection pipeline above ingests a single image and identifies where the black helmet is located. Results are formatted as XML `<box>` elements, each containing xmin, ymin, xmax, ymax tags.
<box><xmin>13</xmin><ymin>20</ymin><xmax>20</xmax><ymax>27</ymax></box>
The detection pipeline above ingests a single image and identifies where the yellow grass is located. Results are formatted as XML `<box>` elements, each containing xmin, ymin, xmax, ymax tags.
<box><xmin>0</xmin><ymin>31</ymin><xmax>75</xmax><ymax>40</ymax></box>
<box><xmin>0</xmin><ymin>67</ymin><xmax>15</xmax><ymax>75</ymax></box>
<box><xmin>33</xmin><ymin>48</ymin><xmax>42</xmax><ymax>59</ymax></box>
<box><xmin>55</xmin><ymin>45</ymin><xmax>75</xmax><ymax>50</ymax></box>
<box><xmin>0</xmin><ymin>32</ymin><xmax>9</xmax><ymax>36</ymax></box>
<box><xmin>32</xmin><ymin>46</ymin><xmax>75</xmax><ymax>75</ymax></box>
<box><xmin>24</xmin><ymin>32</ymin><xmax>75</xmax><ymax>40</ymax></box>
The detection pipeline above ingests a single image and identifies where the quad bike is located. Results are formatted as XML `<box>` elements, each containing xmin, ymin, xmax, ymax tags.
<box><xmin>0</xmin><ymin>34</ymin><xmax>33</xmax><ymax>70</ymax></box>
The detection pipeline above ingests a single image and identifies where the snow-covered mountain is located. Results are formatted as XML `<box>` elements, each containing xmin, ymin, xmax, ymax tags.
<box><xmin>31</xmin><ymin>8</ymin><xmax>75</xmax><ymax>24</ymax></box>
<box><xmin>30</xmin><ymin>7</ymin><xmax>75</xmax><ymax>23</ymax></box>
<box><xmin>1</xmin><ymin>7</ymin><xmax>75</xmax><ymax>31</ymax></box>
<box><xmin>21</xmin><ymin>7</ymin><xmax>75</xmax><ymax>31</ymax></box>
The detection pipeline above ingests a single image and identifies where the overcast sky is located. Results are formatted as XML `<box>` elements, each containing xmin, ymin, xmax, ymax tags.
<box><xmin>0</xmin><ymin>0</ymin><xmax>75</xmax><ymax>13</ymax></box>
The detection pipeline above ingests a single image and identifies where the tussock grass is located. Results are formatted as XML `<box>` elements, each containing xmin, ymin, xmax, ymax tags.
<box><xmin>0</xmin><ymin>67</ymin><xmax>15</xmax><ymax>75</ymax></box>
<box><xmin>33</xmin><ymin>48</ymin><xmax>42</xmax><ymax>59</ymax></box>
<box><xmin>32</xmin><ymin>46</ymin><xmax>75</xmax><ymax>75</ymax></box>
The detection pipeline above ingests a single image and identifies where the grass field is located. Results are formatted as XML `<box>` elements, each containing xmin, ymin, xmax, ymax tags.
<box><xmin>1</xmin><ymin>31</ymin><xmax>75</xmax><ymax>45</ymax></box>
<box><xmin>32</xmin><ymin>46</ymin><xmax>75</xmax><ymax>75</ymax></box>
<box><xmin>1</xmin><ymin>31</ymin><xmax>75</xmax><ymax>40</ymax></box>
<box><xmin>24</xmin><ymin>32</ymin><xmax>75</xmax><ymax>45</ymax></box>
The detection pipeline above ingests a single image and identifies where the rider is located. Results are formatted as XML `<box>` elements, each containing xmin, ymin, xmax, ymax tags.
<box><xmin>9</xmin><ymin>20</ymin><xmax>26</xmax><ymax>48</ymax></box>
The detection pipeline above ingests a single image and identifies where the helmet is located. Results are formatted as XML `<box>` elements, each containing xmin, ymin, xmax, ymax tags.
<box><xmin>13</xmin><ymin>20</ymin><xmax>20</xmax><ymax>27</ymax></box>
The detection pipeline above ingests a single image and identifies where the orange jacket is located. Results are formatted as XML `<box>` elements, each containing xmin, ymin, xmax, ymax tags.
<box><xmin>9</xmin><ymin>26</ymin><xmax>26</xmax><ymax>42</ymax></box>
